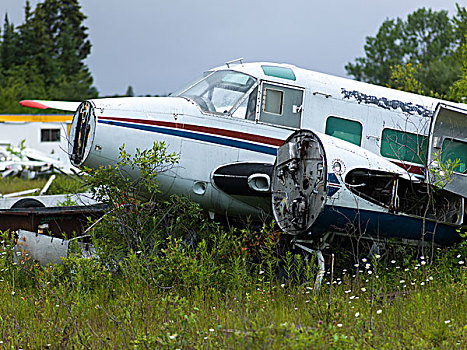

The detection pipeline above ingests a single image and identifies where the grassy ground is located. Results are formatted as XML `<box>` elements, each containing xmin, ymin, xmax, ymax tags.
<box><xmin>0</xmin><ymin>243</ymin><xmax>465</xmax><ymax>349</ymax></box>
<box><xmin>0</xmin><ymin>174</ymin><xmax>86</xmax><ymax>195</ymax></box>
<box><xmin>0</xmin><ymin>171</ymin><xmax>465</xmax><ymax>348</ymax></box>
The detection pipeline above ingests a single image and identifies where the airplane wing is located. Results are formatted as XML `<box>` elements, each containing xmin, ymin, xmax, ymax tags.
<box><xmin>20</xmin><ymin>100</ymin><xmax>80</xmax><ymax>112</ymax></box>
<box><xmin>23</xmin><ymin>148</ymin><xmax>63</xmax><ymax>166</ymax></box>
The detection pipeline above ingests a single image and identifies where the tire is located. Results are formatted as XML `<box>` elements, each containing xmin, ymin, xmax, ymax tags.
<box><xmin>11</xmin><ymin>198</ymin><xmax>46</xmax><ymax>209</ymax></box>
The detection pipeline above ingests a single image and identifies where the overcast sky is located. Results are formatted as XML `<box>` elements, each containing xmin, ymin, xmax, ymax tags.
<box><xmin>0</xmin><ymin>0</ymin><xmax>463</xmax><ymax>97</ymax></box>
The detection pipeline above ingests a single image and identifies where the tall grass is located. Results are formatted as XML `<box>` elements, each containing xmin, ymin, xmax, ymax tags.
<box><xmin>0</xmin><ymin>228</ymin><xmax>465</xmax><ymax>349</ymax></box>
<box><xmin>1</xmin><ymin>144</ymin><xmax>464</xmax><ymax>348</ymax></box>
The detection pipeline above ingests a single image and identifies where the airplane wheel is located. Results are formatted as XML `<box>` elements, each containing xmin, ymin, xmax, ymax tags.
<box><xmin>11</xmin><ymin>198</ymin><xmax>45</xmax><ymax>209</ymax></box>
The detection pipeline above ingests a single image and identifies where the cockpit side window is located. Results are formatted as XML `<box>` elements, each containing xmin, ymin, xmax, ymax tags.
<box><xmin>176</xmin><ymin>70</ymin><xmax>256</xmax><ymax>115</ymax></box>
<box><xmin>231</xmin><ymin>86</ymin><xmax>258</xmax><ymax>120</ymax></box>
<box><xmin>245</xmin><ymin>87</ymin><xmax>258</xmax><ymax>120</ymax></box>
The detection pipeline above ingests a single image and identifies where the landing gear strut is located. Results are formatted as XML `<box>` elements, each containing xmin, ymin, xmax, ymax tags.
<box><xmin>291</xmin><ymin>232</ymin><xmax>331</xmax><ymax>293</ymax></box>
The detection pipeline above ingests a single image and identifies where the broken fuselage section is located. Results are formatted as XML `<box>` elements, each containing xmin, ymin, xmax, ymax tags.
<box><xmin>271</xmin><ymin>130</ymin><xmax>465</xmax><ymax>246</ymax></box>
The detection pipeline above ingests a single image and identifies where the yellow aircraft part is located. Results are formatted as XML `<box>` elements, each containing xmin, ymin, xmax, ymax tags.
<box><xmin>0</xmin><ymin>114</ymin><xmax>73</xmax><ymax>123</ymax></box>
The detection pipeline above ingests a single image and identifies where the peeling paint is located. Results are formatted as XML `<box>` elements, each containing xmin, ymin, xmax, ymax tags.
<box><xmin>341</xmin><ymin>88</ymin><xmax>433</xmax><ymax>117</ymax></box>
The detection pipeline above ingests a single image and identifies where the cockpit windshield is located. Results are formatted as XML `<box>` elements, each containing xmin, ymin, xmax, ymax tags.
<box><xmin>176</xmin><ymin>70</ymin><xmax>256</xmax><ymax>114</ymax></box>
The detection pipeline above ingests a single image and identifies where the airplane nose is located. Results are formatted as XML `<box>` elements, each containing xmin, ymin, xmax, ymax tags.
<box><xmin>69</xmin><ymin>101</ymin><xmax>97</xmax><ymax>166</ymax></box>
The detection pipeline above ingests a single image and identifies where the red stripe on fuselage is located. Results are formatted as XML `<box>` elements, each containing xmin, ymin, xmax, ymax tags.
<box><xmin>98</xmin><ymin>116</ymin><xmax>426</xmax><ymax>176</ymax></box>
<box><xmin>98</xmin><ymin>116</ymin><xmax>285</xmax><ymax>147</ymax></box>
<box><xmin>390</xmin><ymin>161</ymin><xmax>425</xmax><ymax>175</ymax></box>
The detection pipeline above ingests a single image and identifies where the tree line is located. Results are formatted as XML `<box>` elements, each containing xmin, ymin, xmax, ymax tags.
<box><xmin>346</xmin><ymin>4</ymin><xmax>467</xmax><ymax>102</ymax></box>
<box><xmin>0</xmin><ymin>3</ymin><xmax>466</xmax><ymax>114</ymax></box>
<box><xmin>0</xmin><ymin>0</ymin><xmax>97</xmax><ymax>113</ymax></box>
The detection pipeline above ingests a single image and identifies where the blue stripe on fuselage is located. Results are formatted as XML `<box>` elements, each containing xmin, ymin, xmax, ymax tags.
<box><xmin>98</xmin><ymin>119</ymin><xmax>278</xmax><ymax>155</ymax></box>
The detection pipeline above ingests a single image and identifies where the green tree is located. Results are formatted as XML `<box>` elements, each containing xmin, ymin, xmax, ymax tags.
<box><xmin>388</xmin><ymin>63</ymin><xmax>424</xmax><ymax>95</ymax></box>
<box><xmin>0</xmin><ymin>14</ymin><xmax>20</xmax><ymax>72</ymax></box>
<box><xmin>126</xmin><ymin>85</ymin><xmax>135</xmax><ymax>97</ymax></box>
<box><xmin>0</xmin><ymin>63</ymin><xmax>48</xmax><ymax>113</ymax></box>
<box><xmin>450</xmin><ymin>38</ymin><xmax>467</xmax><ymax>102</ymax></box>
<box><xmin>0</xmin><ymin>0</ymin><xmax>98</xmax><ymax>113</ymax></box>
<box><xmin>389</xmin><ymin>37</ymin><xmax>467</xmax><ymax>103</ymax></box>
<box><xmin>346</xmin><ymin>6</ymin><xmax>466</xmax><ymax>97</ymax></box>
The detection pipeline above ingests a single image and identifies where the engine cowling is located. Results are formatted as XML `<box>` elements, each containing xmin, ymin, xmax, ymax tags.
<box><xmin>271</xmin><ymin>130</ymin><xmax>327</xmax><ymax>235</ymax></box>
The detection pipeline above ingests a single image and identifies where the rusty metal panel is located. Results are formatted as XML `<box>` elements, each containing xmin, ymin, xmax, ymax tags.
<box><xmin>0</xmin><ymin>204</ymin><xmax>106</xmax><ymax>237</ymax></box>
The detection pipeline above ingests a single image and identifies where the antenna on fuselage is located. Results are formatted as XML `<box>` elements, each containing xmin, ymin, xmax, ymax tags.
<box><xmin>225</xmin><ymin>58</ymin><xmax>244</xmax><ymax>68</ymax></box>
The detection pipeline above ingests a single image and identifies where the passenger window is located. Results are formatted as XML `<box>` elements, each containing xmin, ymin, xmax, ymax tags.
<box><xmin>263</xmin><ymin>88</ymin><xmax>283</xmax><ymax>115</ymax></box>
<box><xmin>381</xmin><ymin>129</ymin><xmax>427</xmax><ymax>164</ymax></box>
<box><xmin>441</xmin><ymin>138</ymin><xmax>467</xmax><ymax>173</ymax></box>
<box><xmin>325</xmin><ymin>116</ymin><xmax>362</xmax><ymax>146</ymax></box>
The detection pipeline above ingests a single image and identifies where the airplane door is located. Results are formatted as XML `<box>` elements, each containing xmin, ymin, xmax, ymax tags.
<box><xmin>258</xmin><ymin>83</ymin><xmax>303</xmax><ymax>129</ymax></box>
<box><xmin>428</xmin><ymin>103</ymin><xmax>467</xmax><ymax>198</ymax></box>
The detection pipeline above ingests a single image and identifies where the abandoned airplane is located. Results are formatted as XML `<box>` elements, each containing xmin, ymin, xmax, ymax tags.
<box><xmin>21</xmin><ymin>59</ymin><xmax>467</xmax><ymax>252</ymax></box>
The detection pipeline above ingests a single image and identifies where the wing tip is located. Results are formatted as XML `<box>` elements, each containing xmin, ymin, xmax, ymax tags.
<box><xmin>20</xmin><ymin>100</ymin><xmax>49</xmax><ymax>109</ymax></box>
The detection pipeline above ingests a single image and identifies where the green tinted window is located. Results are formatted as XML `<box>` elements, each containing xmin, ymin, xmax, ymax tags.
<box><xmin>261</xmin><ymin>65</ymin><xmax>296</xmax><ymax>81</ymax></box>
<box><xmin>381</xmin><ymin>129</ymin><xmax>427</xmax><ymax>164</ymax></box>
<box><xmin>325</xmin><ymin>116</ymin><xmax>362</xmax><ymax>146</ymax></box>
<box><xmin>441</xmin><ymin>139</ymin><xmax>467</xmax><ymax>173</ymax></box>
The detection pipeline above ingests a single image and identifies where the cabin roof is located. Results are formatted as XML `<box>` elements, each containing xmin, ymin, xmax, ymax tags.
<box><xmin>211</xmin><ymin>61</ymin><xmax>467</xmax><ymax>114</ymax></box>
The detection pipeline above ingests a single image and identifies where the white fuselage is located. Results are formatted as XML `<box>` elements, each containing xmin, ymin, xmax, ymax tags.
<box><xmin>59</xmin><ymin>62</ymin><xmax>466</xmax><ymax>244</ymax></box>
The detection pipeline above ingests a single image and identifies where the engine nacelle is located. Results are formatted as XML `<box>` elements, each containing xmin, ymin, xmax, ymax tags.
<box><xmin>272</xmin><ymin>130</ymin><xmax>327</xmax><ymax>235</ymax></box>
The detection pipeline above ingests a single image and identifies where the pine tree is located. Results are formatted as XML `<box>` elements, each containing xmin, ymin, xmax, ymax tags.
<box><xmin>0</xmin><ymin>0</ymin><xmax>98</xmax><ymax>112</ymax></box>
<box><xmin>0</xmin><ymin>14</ymin><xmax>20</xmax><ymax>72</ymax></box>
<box><xmin>126</xmin><ymin>85</ymin><xmax>135</xmax><ymax>97</ymax></box>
